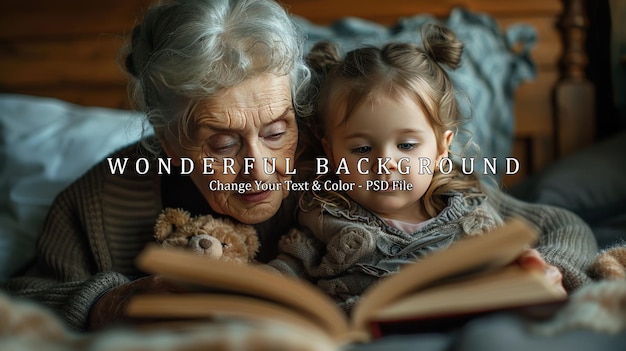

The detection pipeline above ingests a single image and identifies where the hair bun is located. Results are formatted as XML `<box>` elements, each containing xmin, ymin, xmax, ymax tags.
<box><xmin>306</xmin><ymin>41</ymin><xmax>342</xmax><ymax>75</ymax></box>
<box><xmin>421</xmin><ymin>24</ymin><xmax>463</xmax><ymax>70</ymax></box>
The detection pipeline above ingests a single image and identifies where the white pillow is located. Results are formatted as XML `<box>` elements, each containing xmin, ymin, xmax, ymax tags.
<box><xmin>0</xmin><ymin>94</ymin><xmax>147</xmax><ymax>283</ymax></box>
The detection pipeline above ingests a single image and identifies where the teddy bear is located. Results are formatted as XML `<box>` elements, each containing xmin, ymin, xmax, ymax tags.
<box><xmin>153</xmin><ymin>207</ymin><xmax>260</xmax><ymax>264</ymax></box>
<box><xmin>588</xmin><ymin>245</ymin><xmax>626</xmax><ymax>280</ymax></box>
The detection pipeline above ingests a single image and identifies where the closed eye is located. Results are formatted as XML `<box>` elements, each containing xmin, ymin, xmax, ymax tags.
<box><xmin>207</xmin><ymin>134</ymin><xmax>241</xmax><ymax>156</ymax></box>
<box><xmin>264</xmin><ymin>131</ymin><xmax>286</xmax><ymax>141</ymax></box>
<box><xmin>261</xmin><ymin>120</ymin><xmax>288</xmax><ymax>146</ymax></box>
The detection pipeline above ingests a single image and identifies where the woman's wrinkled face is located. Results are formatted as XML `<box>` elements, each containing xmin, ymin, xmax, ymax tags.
<box><xmin>162</xmin><ymin>74</ymin><xmax>298</xmax><ymax>224</ymax></box>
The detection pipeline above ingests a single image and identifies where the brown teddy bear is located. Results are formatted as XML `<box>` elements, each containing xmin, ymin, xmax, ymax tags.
<box><xmin>589</xmin><ymin>245</ymin><xmax>626</xmax><ymax>280</ymax></box>
<box><xmin>154</xmin><ymin>207</ymin><xmax>260</xmax><ymax>264</ymax></box>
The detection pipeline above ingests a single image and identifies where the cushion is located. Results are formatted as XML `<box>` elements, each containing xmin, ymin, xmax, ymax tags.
<box><xmin>0</xmin><ymin>94</ymin><xmax>146</xmax><ymax>283</ymax></box>
<box><xmin>510</xmin><ymin>131</ymin><xmax>626</xmax><ymax>248</ymax></box>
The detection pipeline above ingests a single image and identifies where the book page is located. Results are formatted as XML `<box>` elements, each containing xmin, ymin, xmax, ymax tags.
<box><xmin>371</xmin><ymin>265</ymin><xmax>567</xmax><ymax>321</ymax></box>
<box><xmin>351</xmin><ymin>218</ymin><xmax>538</xmax><ymax>331</ymax></box>
<box><xmin>127</xmin><ymin>293</ymin><xmax>329</xmax><ymax>333</ymax></box>
<box><xmin>134</xmin><ymin>246</ymin><xmax>350</xmax><ymax>338</ymax></box>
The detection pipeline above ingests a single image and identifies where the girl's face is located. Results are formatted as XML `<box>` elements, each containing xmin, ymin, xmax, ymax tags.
<box><xmin>161</xmin><ymin>74</ymin><xmax>298</xmax><ymax>224</ymax></box>
<box><xmin>324</xmin><ymin>94</ymin><xmax>452</xmax><ymax>223</ymax></box>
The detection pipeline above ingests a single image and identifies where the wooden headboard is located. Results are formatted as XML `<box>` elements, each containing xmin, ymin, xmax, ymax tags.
<box><xmin>0</xmin><ymin>0</ymin><xmax>596</xmax><ymax>187</ymax></box>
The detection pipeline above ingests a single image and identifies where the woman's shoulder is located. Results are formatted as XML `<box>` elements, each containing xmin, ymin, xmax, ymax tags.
<box><xmin>99</xmin><ymin>138</ymin><xmax>160</xmax><ymax>165</ymax></box>
<box><xmin>87</xmin><ymin>138</ymin><xmax>163</xmax><ymax>176</ymax></box>
<box><xmin>484</xmin><ymin>186</ymin><xmax>585</xmax><ymax>224</ymax></box>
<box><xmin>55</xmin><ymin>139</ymin><xmax>162</xmax><ymax>203</ymax></box>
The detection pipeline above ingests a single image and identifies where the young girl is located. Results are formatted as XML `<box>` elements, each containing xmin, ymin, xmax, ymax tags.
<box><xmin>267</xmin><ymin>24</ymin><xmax>597</xmax><ymax>312</ymax></box>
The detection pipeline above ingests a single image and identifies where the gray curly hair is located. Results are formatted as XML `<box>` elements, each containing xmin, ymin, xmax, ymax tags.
<box><xmin>122</xmin><ymin>0</ymin><xmax>310</xmax><ymax>155</ymax></box>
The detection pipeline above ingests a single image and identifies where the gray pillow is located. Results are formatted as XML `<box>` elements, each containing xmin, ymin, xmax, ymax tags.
<box><xmin>510</xmin><ymin>131</ymin><xmax>626</xmax><ymax>247</ymax></box>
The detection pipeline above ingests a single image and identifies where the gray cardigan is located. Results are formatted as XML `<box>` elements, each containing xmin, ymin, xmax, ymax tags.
<box><xmin>4</xmin><ymin>142</ymin><xmax>296</xmax><ymax>331</ymax></box>
<box><xmin>267</xmin><ymin>189</ymin><xmax>599</xmax><ymax>311</ymax></box>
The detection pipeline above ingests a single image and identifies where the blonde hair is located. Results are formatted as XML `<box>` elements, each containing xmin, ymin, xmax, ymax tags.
<box><xmin>304</xmin><ymin>24</ymin><xmax>483</xmax><ymax>217</ymax></box>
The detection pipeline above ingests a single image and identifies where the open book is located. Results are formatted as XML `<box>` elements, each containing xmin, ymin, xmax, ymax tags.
<box><xmin>125</xmin><ymin>218</ymin><xmax>567</xmax><ymax>345</ymax></box>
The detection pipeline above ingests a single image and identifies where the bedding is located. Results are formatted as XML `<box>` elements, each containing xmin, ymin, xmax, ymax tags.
<box><xmin>1</xmin><ymin>283</ymin><xmax>626</xmax><ymax>351</ymax></box>
<box><xmin>510</xmin><ymin>130</ymin><xmax>626</xmax><ymax>249</ymax></box>
<box><xmin>0</xmin><ymin>94</ymin><xmax>147</xmax><ymax>284</ymax></box>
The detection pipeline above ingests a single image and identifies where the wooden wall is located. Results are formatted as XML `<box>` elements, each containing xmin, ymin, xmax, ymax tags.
<box><xmin>0</xmin><ymin>0</ymin><xmax>563</xmax><ymax>114</ymax></box>
<box><xmin>0</xmin><ymin>0</ymin><xmax>152</xmax><ymax>109</ymax></box>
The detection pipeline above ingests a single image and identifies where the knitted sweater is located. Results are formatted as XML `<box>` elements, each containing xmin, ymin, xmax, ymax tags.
<box><xmin>4</xmin><ymin>142</ymin><xmax>297</xmax><ymax>331</ymax></box>
<box><xmin>268</xmin><ymin>188</ymin><xmax>600</xmax><ymax>311</ymax></box>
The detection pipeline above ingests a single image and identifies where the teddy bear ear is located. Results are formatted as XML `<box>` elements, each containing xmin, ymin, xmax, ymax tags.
<box><xmin>154</xmin><ymin>208</ymin><xmax>192</xmax><ymax>242</ymax></box>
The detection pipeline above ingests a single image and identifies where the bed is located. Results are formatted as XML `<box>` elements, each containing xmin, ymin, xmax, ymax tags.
<box><xmin>1</xmin><ymin>0</ymin><xmax>625</xmax><ymax>350</ymax></box>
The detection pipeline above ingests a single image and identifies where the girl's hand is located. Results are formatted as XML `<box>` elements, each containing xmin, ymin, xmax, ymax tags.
<box><xmin>88</xmin><ymin>275</ymin><xmax>186</xmax><ymax>331</ymax></box>
<box><xmin>516</xmin><ymin>249</ymin><xmax>566</xmax><ymax>295</ymax></box>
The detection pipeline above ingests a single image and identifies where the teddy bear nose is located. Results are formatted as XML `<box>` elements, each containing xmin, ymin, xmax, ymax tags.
<box><xmin>198</xmin><ymin>238</ymin><xmax>213</xmax><ymax>249</ymax></box>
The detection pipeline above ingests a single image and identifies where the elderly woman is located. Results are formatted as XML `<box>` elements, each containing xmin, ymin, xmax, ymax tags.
<box><xmin>6</xmin><ymin>0</ymin><xmax>311</xmax><ymax>331</ymax></box>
